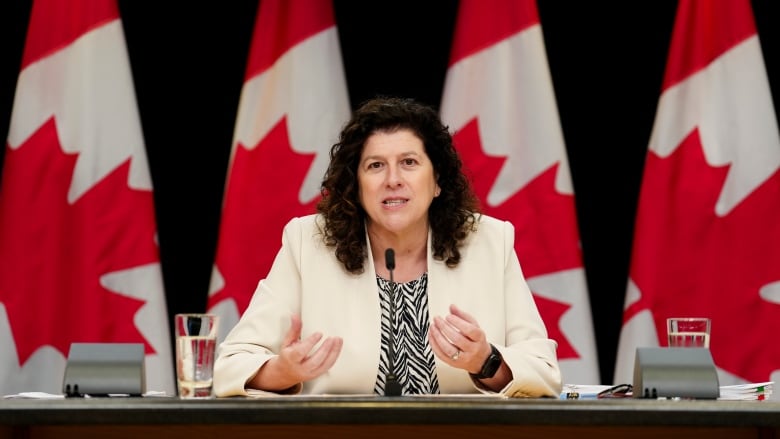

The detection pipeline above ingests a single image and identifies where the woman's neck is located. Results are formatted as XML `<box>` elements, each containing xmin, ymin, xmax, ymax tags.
<box><xmin>368</xmin><ymin>226</ymin><xmax>428</xmax><ymax>283</ymax></box>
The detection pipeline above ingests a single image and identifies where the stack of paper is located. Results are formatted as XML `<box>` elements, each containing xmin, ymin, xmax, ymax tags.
<box><xmin>718</xmin><ymin>382</ymin><xmax>774</xmax><ymax>401</ymax></box>
<box><xmin>560</xmin><ymin>382</ymin><xmax>775</xmax><ymax>401</ymax></box>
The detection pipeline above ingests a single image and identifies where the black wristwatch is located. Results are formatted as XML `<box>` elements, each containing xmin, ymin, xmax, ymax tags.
<box><xmin>470</xmin><ymin>344</ymin><xmax>503</xmax><ymax>380</ymax></box>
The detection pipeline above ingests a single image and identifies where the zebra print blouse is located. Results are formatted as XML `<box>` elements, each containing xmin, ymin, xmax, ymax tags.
<box><xmin>373</xmin><ymin>272</ymin><xmax>440</xmax><ymax>395</ymax></box>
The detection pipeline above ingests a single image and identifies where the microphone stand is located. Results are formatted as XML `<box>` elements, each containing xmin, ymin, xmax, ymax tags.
<box><xmin>384</xmin><ymin>248</ymin><xmax>402</xmax><ymax>396</ymax></box>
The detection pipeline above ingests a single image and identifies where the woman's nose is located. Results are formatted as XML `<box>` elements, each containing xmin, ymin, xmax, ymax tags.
<box><xmin>386</xmin><ymin>165</ymin><xmax>402</xmax><ymax>186</ymax></box>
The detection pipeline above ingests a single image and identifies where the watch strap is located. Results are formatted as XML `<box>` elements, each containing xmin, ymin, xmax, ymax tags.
<box><xmin>470</xmin><ymin>344</ymin><xmax>502</xmax><ymax>380</ymax></box>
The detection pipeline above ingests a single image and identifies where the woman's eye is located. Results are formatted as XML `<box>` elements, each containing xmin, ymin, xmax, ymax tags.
<box><xmin>368</xmin><ymin>162</ymin><xmax>382</xmax><ymax>169</ymax></box>
<box><xmin>402</xmin><ymin>158</ymin><xmax>416</xmax><ymax>166</ymax></box>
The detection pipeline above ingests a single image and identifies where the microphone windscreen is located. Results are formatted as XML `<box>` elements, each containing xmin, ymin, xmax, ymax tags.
<box><xmin>385</xmin><ymin>248</ymin><xmax>395</xmax><ymax>270</ymax></box>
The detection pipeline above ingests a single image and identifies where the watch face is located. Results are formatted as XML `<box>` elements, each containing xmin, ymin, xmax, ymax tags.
<box><xmin>480</xmin><ymin>345</ymin><xmax>502</xmax><ymax>379</ymax></box>
<box><xmin>482</xmin><ymin>354</ymin><xmax>501</xmax><ymax>377</ymax></box>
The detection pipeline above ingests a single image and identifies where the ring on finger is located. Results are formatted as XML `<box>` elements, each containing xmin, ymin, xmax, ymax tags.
<box><xmin>451</xmin><ymin>349</ymin><xmax>460</xmax><ymax>361</ymax></box>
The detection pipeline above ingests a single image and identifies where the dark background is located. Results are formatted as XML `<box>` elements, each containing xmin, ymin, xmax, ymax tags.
<box><xmin>1</xmin><ymin>1</ymin><xmax>777</xmax><ymax>384</ymax></box>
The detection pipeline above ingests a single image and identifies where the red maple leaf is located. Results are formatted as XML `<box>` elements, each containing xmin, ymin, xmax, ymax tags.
<box><xmin>627</xmin><ymin>128</ymin><xmax>780</xmax><ymax>382</ymax></box>
<box><xmin>0</xmin><ymin>117</ymin><xmax>159</xmax><ymax>365</ymax></box>
<box><xmin>209</xmin><ymin>117</ymin><xmax>318</xmax><ymax>315</ymax></box>
<box><xmin>453</xmin><ymin>119</ymin><xmax>583</xmax><ymax>359</ymax></box>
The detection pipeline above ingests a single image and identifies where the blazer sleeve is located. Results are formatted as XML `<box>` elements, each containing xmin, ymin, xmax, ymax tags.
<box><xmin>499</xmin><ymin>219</ymin><xmax>562</xmax><ymax>398</ymax></box>
<box><xmin>476</xmin><ymin>217</ymin><xmax>563</xmax><ymax>398</ymax></box>
<box><xmin>430</xmin><ymin>215</ymin><xmax>562</xmax><ymax>397</ymax></box>
<box><xmin>212</xmin><ymin>217</ymin><xmax>308</xmax><ymax>397</ymax></box>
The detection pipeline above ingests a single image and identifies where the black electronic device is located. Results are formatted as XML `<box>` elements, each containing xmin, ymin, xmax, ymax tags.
<box><xmin>470</xmin><ymin>344</ymin><xmax>503</xmax><ymax>380</ymax></box>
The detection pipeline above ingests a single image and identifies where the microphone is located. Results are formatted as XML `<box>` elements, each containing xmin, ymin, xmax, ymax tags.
<box><xmin>384</xmin><ymin>248</ymin><xmax>402</xmax><ymax>396</ymax></box>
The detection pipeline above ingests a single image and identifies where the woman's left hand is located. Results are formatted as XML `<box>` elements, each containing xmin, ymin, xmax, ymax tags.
<box><xmin>428</xmin><ymin>304</ymin><xmax>492</xmax><ymax>374</ymax></box>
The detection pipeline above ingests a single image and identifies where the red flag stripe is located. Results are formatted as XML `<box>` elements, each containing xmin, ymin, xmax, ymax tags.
<box><xmin>662</xmin><ymin>0</ymin><xmax>756</xmax><ymax>90</ymax></box>
<box><xmin>244</xmin><ymin>0</ymin><xmax>335</xmax><ymax>80</ymax></box>
<box><xmin>21</xmin><ymin>0</ymin><xmax>118</xmax><ymax>69</ymax></box>
<box><xmin>447</xmin><ymin>0</ymin><xmax>538</xmax><ymax>66</ymax></box>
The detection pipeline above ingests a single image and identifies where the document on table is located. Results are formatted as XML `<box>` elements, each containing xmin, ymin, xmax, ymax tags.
<box><xmin>718</xmin><ymin>382</ymin><xmax>774</xmax><ymax>401</ymax></box>
<box><xmin>558</xmin><ymin>382</ymin><xmax>775</xmax><ymax>401</ymax></box>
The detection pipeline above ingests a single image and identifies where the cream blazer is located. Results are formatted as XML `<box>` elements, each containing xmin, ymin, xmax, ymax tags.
<box><xmin>213</xmin><ymin>214</ymin><xmax>562</xmax><ymax>398</ymax></box>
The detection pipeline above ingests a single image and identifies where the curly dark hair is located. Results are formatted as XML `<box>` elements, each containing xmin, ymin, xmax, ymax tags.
<box><xmin>316</xmin><ymin>96</ymin><xmax>481</xmax><ymax>274</ymax></box>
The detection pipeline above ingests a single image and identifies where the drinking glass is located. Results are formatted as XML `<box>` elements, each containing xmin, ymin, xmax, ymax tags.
<box><xmin>175</xmin><ymin>313</ymin><xmax>219</xmax><ymax>398</ymax></box>
<box><xmin>666</xmin><ymin>317</ymin><xmax>710</xmax><ymax>348</ymax></box>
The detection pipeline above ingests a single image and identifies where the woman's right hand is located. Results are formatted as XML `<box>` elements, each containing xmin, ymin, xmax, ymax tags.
<box><xmin>247</xmin><ymin>315</ymin><xmax>343</xmax><ymax>392</ymax></box>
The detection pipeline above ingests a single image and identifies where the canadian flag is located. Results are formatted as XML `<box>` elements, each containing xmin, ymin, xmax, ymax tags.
<box><xmin>206</xmin><ymin>0</ymin><xmax>350</xmax><ymax>341</ymax></box>
<box><xmin>0</xmin><ymin>0</ymin><xmax>174</xmax><ymax>394</ymax></box>
<box><xmin>614</xmin><ymin>0</ymin><xmax>780</xmax><ymax>385</ymax></box>
<box><xmin>440</xmin><ymin>0</ymin><xmax>599</xmax><ymax>384</ymax></box>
